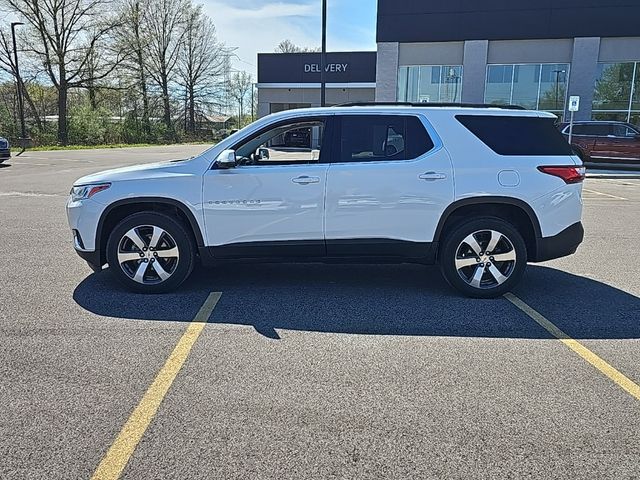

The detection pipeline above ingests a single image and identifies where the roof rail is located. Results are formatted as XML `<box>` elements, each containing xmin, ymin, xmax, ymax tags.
<box><xmin>333</xmin><ymin>102</ymin><xmax>526</xmax><ymax>110</ymax></box>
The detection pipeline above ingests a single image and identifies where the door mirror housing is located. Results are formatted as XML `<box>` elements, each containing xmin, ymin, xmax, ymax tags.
<box><xmin>216</xmin><ymin>149</ymin><xmax>237</xmax><ymax>169</ymax></box>
<box><xmin>256</xmin><ymin>147</ymin><xmax>270</xmax><ymax>160</ymax></box>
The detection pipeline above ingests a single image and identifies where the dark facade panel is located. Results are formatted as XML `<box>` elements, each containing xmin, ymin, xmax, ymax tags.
<box><xmin>377</xmin><ymin>1</ymin><xmax>640</xmax><ymax>42</ymax></box>
<box><xmin>258</xmin><ymin>52</ymin><xmax>377</xmax><ymax>84</ymax></box>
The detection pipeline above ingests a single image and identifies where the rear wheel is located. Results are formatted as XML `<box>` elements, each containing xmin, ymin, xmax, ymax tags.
<box><xmin>106</xmin><ymin>212</ymin><xmax>195</xmax><ymax>293</ymax></box>
<box><xmin>439</xmin><ymin>217</ymin><xmax>527</xmax><ymax>298</ymax></box>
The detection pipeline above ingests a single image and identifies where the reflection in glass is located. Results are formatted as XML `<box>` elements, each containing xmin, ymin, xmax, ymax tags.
<box><xmin>592</xmin><ymin>62</ymin><xmax>639</xmax><ymax>124</ymax></box>
<box><xmin>485</xmin><ymin>63</ymin><xmax>569</xmax><ymax>115</ymax></box>
<box><xmin>593</xmin><ymin>63</ymin><xmax>634</xmax><ymax>111</ymax></box>
<box><xmin>397</xmin><ymin>65</ymin><xmax>462</xmax><ymax>103</ymax></box>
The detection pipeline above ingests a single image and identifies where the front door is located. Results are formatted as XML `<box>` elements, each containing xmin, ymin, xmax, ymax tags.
<box><xmin>325</xmin><ymin>114</ymin><xmax>454</xmax><ymax>257</ymax></box>
<box><xmin>202</xmin><ymin>116</ymin><xmax>332</xmax><ymax>257</ymax></box>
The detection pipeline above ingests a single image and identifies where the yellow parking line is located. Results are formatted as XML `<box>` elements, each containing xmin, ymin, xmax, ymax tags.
<box><xmin>91</xmin><ymin>292</ymin><xmax>222</xmax><ymax>480</ymax></box>
<box><xmin>504</xmin><ymin>292</ymin><xmax>640</xmax><ymax>402</ymax></box>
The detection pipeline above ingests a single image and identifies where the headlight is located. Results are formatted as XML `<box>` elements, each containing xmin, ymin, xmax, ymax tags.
<box><xmin>70</xmin><ymin>183</ymin><xmax>111</xmax><ymax>201</ymax></box>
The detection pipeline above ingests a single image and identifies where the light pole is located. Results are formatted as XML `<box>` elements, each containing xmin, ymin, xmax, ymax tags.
<box><xmin>553</xmin><ymin>69</ymin><xmax>566</xmax><ymax>111</ymax></box>
<box><xmin>11</xmin><ymin>22</ymin><xmax>28</xmax><ymax>155</ymax></box>
<box><xmin>251</xmin><ymin>82</ymin><xmax>256</xmax><ymax>122</ymax></box>
<box><xmin>320</xmin><ymin>0</ymin><xmax>327</xmax><ymax>107</ymax></box>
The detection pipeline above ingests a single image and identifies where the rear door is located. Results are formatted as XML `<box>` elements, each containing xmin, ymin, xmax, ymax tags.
<box><xmin>590</xmin><ymin>123</ymin><xmax>619</xmax><ymax>161</ymax></box>
<box><xmin>608</xmin><ymin>124</ymin><xmax>640</xmax><ymax>161</ymax></box>
<box><xmin>324</xmin><ymin>113</ymin><xmax>454</xmax><ymax>257</ymax></box>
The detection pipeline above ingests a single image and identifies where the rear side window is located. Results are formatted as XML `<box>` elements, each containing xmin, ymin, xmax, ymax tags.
<box><xmin>572</xmin><ymin>124</ymin><xmax>611</xmax><ymax>136</ymax></box>
<box><xmin>456</xmin><ymin>115</ymin><xmax>573</xmax><ymax>156</ymax></box>
<box><xmin>339</xmin><ymin>115</ymin><xmax>435</xmax><ymax>162</ymax></box>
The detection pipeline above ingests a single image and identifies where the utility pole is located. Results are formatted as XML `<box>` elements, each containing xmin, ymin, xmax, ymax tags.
<box><xmin>251</xmin><ymin>83</ymin><xmax>255</xmax><ymax>122</ymax></box>
<box><xmin>320</xmin><ymin>0</ymin><xmax>327</xmax><ymax>107</ymax></box>
<box><xmin>11</xmin><ymin>22</ymin><xmax>28</xmax><ymax>155</ymax></box>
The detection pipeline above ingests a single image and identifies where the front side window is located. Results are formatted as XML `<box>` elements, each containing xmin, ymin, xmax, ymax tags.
<box><xmin>611</xmin><ymin>124</ymin><xmax>635</xmax><ymax>137</ymax></box>
<box><xmin>339</xmin><ymin>115</ymin><xmax>435</xmax><ymax>163</ymax></box>
<box><xmin>233</xmin><ymin>119</ymin><xmax>325</xmax><ymax>166</ymax></box>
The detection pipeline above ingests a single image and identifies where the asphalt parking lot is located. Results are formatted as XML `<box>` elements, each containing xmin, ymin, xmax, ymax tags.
<box><xmin>1</xmin><ymin>146</ymin><xmax>639</xmax><ymax>479</ymax></box>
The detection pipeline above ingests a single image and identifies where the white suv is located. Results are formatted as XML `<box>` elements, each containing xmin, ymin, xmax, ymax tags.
<box><xmin>67</xmin><ymin>105</ymin><xmax>585</xmax><ymax>298</ymax></box>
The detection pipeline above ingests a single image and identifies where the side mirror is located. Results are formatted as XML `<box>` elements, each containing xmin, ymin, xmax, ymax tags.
<box><xmin>216</xmin><ymin>149</ymin><xmax>236</xmax><ymax>169</ymax></box>
<box><xmin>257</xmin><ymin>147</ymin><xmax>270</xmax><ymax>160</ymax></box>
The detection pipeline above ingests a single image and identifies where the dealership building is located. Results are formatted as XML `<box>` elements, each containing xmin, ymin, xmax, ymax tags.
<box><xmin>256</xmin><ymin>52</ymin><xmax>376</xmax><ymax>118</ymax></box>
<box><xmin>257</xmin><ymin>1</ymin><xmax>640</xmax><ymax>125</ymax></box>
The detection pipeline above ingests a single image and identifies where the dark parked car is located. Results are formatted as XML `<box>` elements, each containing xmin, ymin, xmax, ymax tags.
<box><xmin>0</xmin><ymin>137</ymin><xmax>10</xmax><ymax>163</ymax></box>
<box><xmin>559</xmin><ymin>121</ymin><xmax>640</xmax><ymax>169</ymax></box>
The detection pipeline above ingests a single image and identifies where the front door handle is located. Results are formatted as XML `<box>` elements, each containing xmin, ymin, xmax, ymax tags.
<box><xmin>419</xmin><ymin>172</ymin><xmax>447</xmax><ymax>181</ymax></box>
<box><xmin>292</xmin><ymin>175</ymin><xmax>320</xmax><ymax>185</ymax></box>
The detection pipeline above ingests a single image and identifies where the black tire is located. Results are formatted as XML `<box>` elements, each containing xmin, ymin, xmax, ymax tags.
<box><xmin>571</xmin><ymin>145</ymin><xmax>588</xmax><ymax>163</ymax></box>
<box><xmin>106</xmin><ymin>211</ymin><xmax>195</xmax><ymax>293</ymax></box>
<box><xmin>439</xmin><ymin>217</ymin><xmax>527</xmax><ymax>299</ymax></box>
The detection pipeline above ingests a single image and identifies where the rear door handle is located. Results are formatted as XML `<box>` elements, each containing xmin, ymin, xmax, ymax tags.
<box><xmin>419</xmin><ymin>172</ymin><xmax>447</xmax><ymax>181</ymax></box>
<box><xmin>292</xmin><ymin>175</ymin><xmax>320</xmax><ymax>185</ymax></box>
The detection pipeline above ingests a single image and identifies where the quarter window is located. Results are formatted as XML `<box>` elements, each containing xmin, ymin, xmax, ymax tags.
<box><xmin>339</xmin><ymin>115</ymin><xmax>435</xmax><ymax>163</ymax></box>
<box><xmin>457</xmin><ymin>115</ymin><xmax>574</xmax><ymax>156</ymax></box>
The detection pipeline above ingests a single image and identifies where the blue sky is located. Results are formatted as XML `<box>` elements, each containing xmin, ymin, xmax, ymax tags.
<box><xmin>202</xmin><ymin>0</ymin><xmax>378</xmax><ymax>76</ymax></box>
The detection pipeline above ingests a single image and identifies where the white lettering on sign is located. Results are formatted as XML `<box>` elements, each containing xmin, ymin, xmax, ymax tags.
<box><xmin>568</xmin><ymin>96</ymin><xmax>580</xmax><ymax>112</ymax></box>
<box><xmin>304</xmin><ymin>63</ymin><xmax>349</xmax><ymax>73</ymax></box>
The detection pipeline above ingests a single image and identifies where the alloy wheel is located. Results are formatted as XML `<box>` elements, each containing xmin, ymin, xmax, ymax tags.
<box><xmin>454</xmin><ymin>229</ymin><xmax>517</xmax><ymax>290</ymax></box>
<box><xmin>117</xmin><ymin>225</ymin><xmax>180</xmax><ymax>285</ymax></box>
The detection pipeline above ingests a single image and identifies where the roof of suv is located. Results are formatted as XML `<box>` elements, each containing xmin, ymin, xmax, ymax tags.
<box><xmin>266</xmin><ymin>105</ymin><xmax>554</xmax><ymax>119</ymax></box>
<box><xmin>558</xmin><ymin>120</ymin><xmax>639</xmax><ymax>128</ymax></box>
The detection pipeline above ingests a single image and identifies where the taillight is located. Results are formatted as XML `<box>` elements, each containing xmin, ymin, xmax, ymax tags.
<box><xmin>537</xmin><ymin>166</ymin><xmax>585</xmax><ymax>184</ymax></box>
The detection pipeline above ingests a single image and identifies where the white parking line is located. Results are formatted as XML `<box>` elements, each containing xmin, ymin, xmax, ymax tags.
<box><xmin>583</xmin><ymin>188</ymin><xmax>628</xmax><ymax>201</ymax></box>
<box><xmin>0</xmin><ymin>191</ymin><xmax>63</xmax><ymax>197</ymax></box>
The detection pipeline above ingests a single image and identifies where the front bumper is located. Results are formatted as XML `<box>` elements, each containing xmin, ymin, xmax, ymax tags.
<box><xmin>75</xmin><ymin>247</ymin><xmax>103</xmax><ymax>268</ymax></box>
<box><xmin>0</xmin><ymin>149</ymin><xmax>10</xmax><ymax>160</ymax></box>
<box><xmin>533</xmin><ymin>222</ymin><xmax>584</xmax><ymax>262</ymax></box>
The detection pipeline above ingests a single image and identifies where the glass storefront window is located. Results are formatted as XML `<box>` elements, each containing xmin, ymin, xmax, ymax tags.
<box><xmin>539</xmin><ymin>65</ymin><xmax>569</xmax><ymax>112</ymax></box>
<box><xmin>397</xmin><ymin>65</ymin><xmax>462</xmax><ymax>103</ymax></box>
<box><xmin>485</xmin><ymin>65</ymin><xmax>513</xmax><ymax>106</ymax></box>
<box><xmin>269</xmin><ymin>103</ymin><xmax>311</xmax><ymax>114</ymax></box>
<box><xmin>593</xmin><ymin>63</ymin><xmax>634</xmax><ymax>111</ymax></box>
<box><xmin>485</xmin><ymin>63</ymin><xmax>569</xmax><ymax>115</ymax></box>
<box><xmin>592</xmin><ymin>62</ymin><xmax>639</xmax><ymax>126</ymax></box>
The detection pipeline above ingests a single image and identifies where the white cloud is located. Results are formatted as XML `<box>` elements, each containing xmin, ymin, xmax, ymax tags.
<box><xmin>203</xmin><ymin>1</ymin><xmax>322</xmax><ymax>76</ymax></box>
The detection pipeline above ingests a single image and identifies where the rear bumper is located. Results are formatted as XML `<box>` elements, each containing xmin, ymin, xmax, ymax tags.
<box><xmin>533</xmin><ymin>222</ymin><xmax>584</xmax><ymax>262</ymax></box>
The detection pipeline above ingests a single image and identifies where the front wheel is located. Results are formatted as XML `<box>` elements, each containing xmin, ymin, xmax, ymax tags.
<box><xmin>439</xmin><ymin>217</ymin><xmax>527</xmax><ymax>298</ymax></box>
<box><xmin>106</xmin><ymin>212</ymin><xmax>195</xmax><ymax>293</ymax></box>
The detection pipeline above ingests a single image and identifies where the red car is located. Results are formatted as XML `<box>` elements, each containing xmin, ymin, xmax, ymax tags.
<box><xmin>559</xmin><ymin>121</ymin><xmax>640</xmax><ymax>169</ymax></box>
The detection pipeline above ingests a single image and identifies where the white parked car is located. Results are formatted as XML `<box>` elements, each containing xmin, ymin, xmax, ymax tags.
<box><xmin>67</xmin><ymin>104</ymin><xmax>585</xmax><ymax>298</ymax></box>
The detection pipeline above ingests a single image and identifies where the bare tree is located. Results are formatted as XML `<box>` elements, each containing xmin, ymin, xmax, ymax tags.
<box><xmin>144</xmin><ymin>0</ymin><xmax>187</xmax><ymax>140</ymax></box>
<box><xmin>275</xmin><ymin>39</ymin><xmax>320</xmax><ymax>53</ymax></box>
<box><xmin>115</xmin><ymin>0</ymin><xmax>152</xmax><ymax>137</ymax></box>
<box><xmin>177</xmin><ymin>5</ymin><xmax>227</xmax><ymax>134</ymax></box>
<box><xmin>227</xmin><ymin>70</ymin><xmax>252</xmax><ymax>127</ymax></box>
<box><xmin>1</xmin><ymin>0</ymin><xmax>122</xmax><ymax>144</ymax></box>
